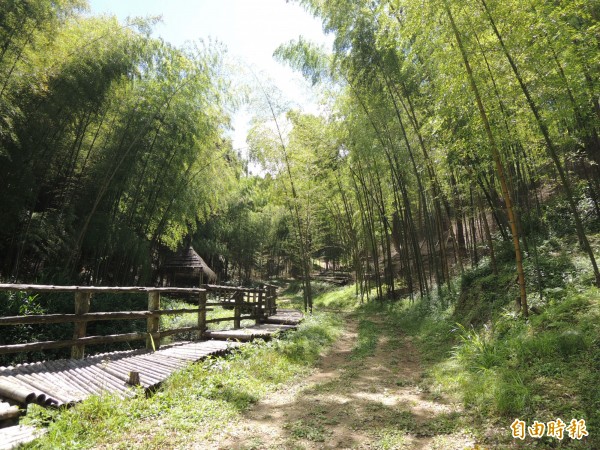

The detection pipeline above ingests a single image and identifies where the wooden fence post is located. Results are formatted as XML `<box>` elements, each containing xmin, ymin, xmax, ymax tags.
<box><xmin>271</xmin><ymin>286</ymin><xmax>278</xmax><ymax>315</ymax></box>
<box><xmin>255</xmin><ymin>287</ymin><xmax>264</xmax><ymax>325</ymax></box>
<box><xmin>234</xmin><ymin>291</ymin><xmax>242</xmax><ymax>329</ymax></box>
<box><xmin>71</xmin><ymin>292</ymin><xmax>91</xmax><ymax>359</ymax></box>
<box><xmin>147</xmin><ymin>291</ymin><xmax>160</xmax><ymax>350</ymax></box>
<box><xmin>267</xmin><ymin>286</ymin><xmax>273</xmax><ymax>316</ymax></box>
<box><xmin>198</xmin><ymin>290</ymin><xmax>207</xmax><ymax>339</ymax></box>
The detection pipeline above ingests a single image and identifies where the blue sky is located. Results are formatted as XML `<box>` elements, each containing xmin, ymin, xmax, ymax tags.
<box><xmin>88</xmin><ymin>0</ymin><xmax>332</xmax><ymax>152</ymax></box>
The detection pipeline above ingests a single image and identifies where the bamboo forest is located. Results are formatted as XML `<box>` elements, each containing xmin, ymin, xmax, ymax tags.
<box><xmin>0</xmin><ymin>0</ymin><xmax>599</xmax><ymax>448</ymax></box>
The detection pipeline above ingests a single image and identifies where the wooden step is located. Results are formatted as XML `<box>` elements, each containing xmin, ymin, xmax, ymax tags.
<box><xmin>263</xmin><ymin>309</ymin><xmax>304</xmax><ymax>325</ymax></box>
<box><xmin>204</xmin><ymin>323</ymin><xmax>296</xmax><ymax>341</ymax></box>
<box><xmin>0</xmin><ymin>401</ymin><xmax>20</xmax><ymax>425</ymax></box>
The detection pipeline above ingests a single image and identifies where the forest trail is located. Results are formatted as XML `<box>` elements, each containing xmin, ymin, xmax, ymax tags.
<box><xmin>207</xmin><ymin>314</ymin><xmax>476</xmax><ymax>450</ymax></box>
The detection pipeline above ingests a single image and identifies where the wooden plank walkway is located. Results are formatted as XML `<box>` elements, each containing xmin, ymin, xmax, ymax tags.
<box><xmin>0</xmin><ymin>311</ymin><xmax>303</xmax><ymax>407</ymax></box>
<box><xmin>205</xmin><ymin>323</ymin><xmax>295</xmax><ymax>341</ymax></box>
<box><xmin>204</xmin><ymin>310</ymin><xmax>303</xmax><ymax>340</ymax></box>
<box><xmin>0</xmin><ymin>310</ymin><xmax>303</xmax><ymax>448</ymax></box>
<box><xmin>264</xmin><ymin>309</ymin><xmax>305</xmax><ymax>325</ymax></box>
<box><xmin>0</xmin><ymin>425</ymin><xmax>46</xmax><ymax>450</ymax></box>
<box><xmin>0</xmin><ymin>340</ymin><xmax>241</xmax><ymax>407</ymax></box>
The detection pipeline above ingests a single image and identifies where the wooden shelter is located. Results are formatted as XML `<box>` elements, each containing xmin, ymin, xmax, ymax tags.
<box><xmin>160</xmin><ymin>245</ymin><xmax>217</xmax><ymax>287</ymax></box>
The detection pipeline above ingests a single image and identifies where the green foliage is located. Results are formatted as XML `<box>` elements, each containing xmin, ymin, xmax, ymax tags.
<box><xmin>313</xmin><ymin>284</ymin><xmax>361</xmax><ymax>310</ymax></box>
<box><xmin>453</xmin><ymin>323</ymin><xmax>504</xmax><ymax>372</ymax></box>
<box><xmin>455</xmin><ymin>262</ymin><xmax>514</xmax><ymax>325</ymax></box>
<box><xmin>350</xmin><ymin>318</ymin><xmax>379</xmax><ymax>359</ymax></box>
<box><xmin>274</xmin><ymin>37</ymin><xmax>331</xmax><ymax>85</ymax></box>
<box><xmin>0</xmin><ymin>5</ymin><xmax>237</xmax><ymax>284</ymax></box>
<box><xmin>399</xmin><ymin>258</ymin><xmax>600</xmax><ymax>447</ymax></box>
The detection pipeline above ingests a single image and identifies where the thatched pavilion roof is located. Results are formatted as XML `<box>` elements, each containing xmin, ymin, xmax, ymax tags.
<box><xmin>161</xmin><ymin>246</ymin><xmax>216</xmax><ymax>281</ymax></box>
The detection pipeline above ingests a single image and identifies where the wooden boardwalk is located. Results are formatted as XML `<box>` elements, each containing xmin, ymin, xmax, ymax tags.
<box><xmin>0</xmin><ymin>340</ymin><xmax>243</xmax><ymax>407</ymax></box>
<box><xmin>0</xmin><ymin>310</ymin><xmax>303</xmax><ymax>449</ymax></box>
<box><xmin>0</xmin><ymin>314</ymin><xmax>301</xmax><ymax>407</ymax></box>
<box><xmin>205</xmin><ymin>323</ymin><xmax>296</xmax><ymax>341</ymax></box>
<box><xmin>264</xmin><ymin>309</ymin><xmax>304</xmax><ymax>325</ymax></box>
<box><xmin>0</xmin><ymin>425</ymin><xmax>46</xmax><ymax>450</ymax></box>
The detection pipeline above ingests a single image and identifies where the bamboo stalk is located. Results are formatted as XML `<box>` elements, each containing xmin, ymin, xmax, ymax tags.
<box><xmin>158</xmin><ymin>352</ymin><xmax>202</xmax><ymax>360</ymax></box>
<box><xmin>44</xmin><ymin>361</ymin><xmax>103</xmax><ymax>398</ymax></box>
<box><xmin>83</xmin><ymin>348</ymin><xmax>149</xmax><ymax>364</ymax></box>
<box><xmin>159</xmin><ymin>355</ymin><xmax>199</xmax><ymax>362</ymax></box>
<box><xmin>157</xmin><ymin>350</ymin><xmax>207</xmax><ymax>360</ymax></box>
<box><xmin>10</xmin><ymin>374</ymin><xmax>71</xmax><ymax>406</ymax></box>
<box><xmin>0</xmin><ymin>425</ymin><xmax>45</xmax><ymax>447</ymax></box>
<box><xmin>0</xmin><ymin>406</ymin><xmax>20</xmax><ymax>421</ymax></box>
<box><xmin>67</xmin><ymin>361</ymin><xmax>131</xmax><ymax>395</ymax></box>
<box><xmin>15</xmin><ymin>366</ymin><xmax>83</xmax><ymax>405</ymax></box>
<box><xmin>0</xmin><ymin>371</ymin><xmax>48</xmax><ymax>405</ymax></box>
<box><xmin>0</xmin><ymin>378</ymin><xmax>38</xmax><ymax>404</ymax></box>
<box><xmin>118</xmin><ymin>356</ymin><xmax>173</xmax><ymax>376</ymax></box>
<box><xmin>105</xmin><ymin>360</ymin><xmax>164</xmax><ymax>383</ymax></box>
<box><xmin>95</xmin><ymin>364</ymin><xmax>132</xmax><ymax>385</ymax></box>
<box><xmin>25</xmin><ymin>362</ymin><xmax>81</xmax><ymax>393</ymax></box>
<box><xmin>127</xmin><ymin>358</ymin><xmax>175</xmax><ymax>377</ymax></box>
<box><xmin>63</xmin><ymin>361</ymin><xmax>126</xmax><ymax>395</ymax></box>
<box><xmin>137</xmin><ymin>355</ymin><xmax>184</xmax><ymax>370</ymax></box>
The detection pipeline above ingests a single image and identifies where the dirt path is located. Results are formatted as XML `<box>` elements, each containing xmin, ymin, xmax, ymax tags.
<box><xmin>208</xmin><ymin>315</ymin><xmax>476</xmax><ymax>450</ymax></box>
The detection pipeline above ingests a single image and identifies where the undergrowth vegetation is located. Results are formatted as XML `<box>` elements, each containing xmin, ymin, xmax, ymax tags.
<box><xmin>348</xmin><ymin>235</ymin><xmax>600</xmax><ymax>449</ymax></box>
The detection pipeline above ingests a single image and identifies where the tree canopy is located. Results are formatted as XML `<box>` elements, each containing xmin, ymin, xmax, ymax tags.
<box><xmin>1</xmin><ymin>0</ymin><xmax>599</xmax><ymax>318</ymax></box>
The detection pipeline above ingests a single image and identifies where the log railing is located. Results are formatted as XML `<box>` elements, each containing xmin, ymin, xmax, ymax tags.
<box><xmin>0</xmin><ymin>283</ymin><xmax>278</xmax><ymax>359</ymax></box>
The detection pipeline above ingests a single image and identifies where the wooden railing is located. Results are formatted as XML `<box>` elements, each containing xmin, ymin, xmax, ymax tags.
<box><xmin>0</xmin><ymin>283</ymin><xmax>278</xmax><ymax>359</ymax></box>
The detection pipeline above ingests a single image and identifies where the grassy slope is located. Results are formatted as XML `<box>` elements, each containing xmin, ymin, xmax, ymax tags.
<box><xmin>272</xmin><ymin>235</ymin><xmax>599</xmax><ymax>448</ymax></box>
<box><xmin>351</xmin><ymin>236</ymin><xmax>600</xmax><ymax>449</ymax></box>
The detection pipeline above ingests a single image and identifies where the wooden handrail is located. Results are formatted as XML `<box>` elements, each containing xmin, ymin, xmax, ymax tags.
<box><xmin>0</xmin><ymin>308</ymin><xmax>215</xmax><ymax>325</ymax></box>
<box><xmin>0</xmin><ymin>333</ymin><xmax>148</xmax><ymax>355</ymax></box>
<box><xmin>0</xmin><ymin>284</ymin><xmax>207</xmax><ymax>294</ymax></box>
<box><xmin>0</xmin><ymin>283</ymin><xmax>278</xmax><ymax>359</ymax></box>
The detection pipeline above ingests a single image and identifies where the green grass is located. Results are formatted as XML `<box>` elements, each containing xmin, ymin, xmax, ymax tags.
<box><xmin>285</xmin><ymin>419</ymin><xmax>331</xmax><ymax>442</ymax></box>
<box><xmin>376</xmin><ymin>240</ymin><xmax>600</xmax><ymax>449</ymax></box>
<box><xmin>283</xmin><ymin>281</ymin><xmax>362</xmax><ymax>312</ymax></box>
<box><xmin>350</xmin><ymin>318</ymin><xmax>379</xmax><ymax>359</ymax></box>
<box><xmin>22</xmin><ymin>303</ymin><xmax>342</xmax><ymax>449</ymax></box>
<box><xmin>301</xmin><ymin>237</ymin><xmax>600</xmax><ymax>449</ymax></box>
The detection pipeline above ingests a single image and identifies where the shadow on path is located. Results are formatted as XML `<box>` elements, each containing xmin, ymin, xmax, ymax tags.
<box><xmin>213</xmin><ymin>314</ymin><xmax>475</xmax><ymax>450</ymax></box>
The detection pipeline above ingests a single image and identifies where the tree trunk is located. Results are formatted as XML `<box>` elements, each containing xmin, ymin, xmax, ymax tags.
<box><xmin>480</xmin><ymin>0</ymin><xmax>600</xmax><ymax>288</ymax></box>
<box><xmin>444</xmin><ymin>0</ymin><xmax>528</xmax><ymax>316</ymax></box>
